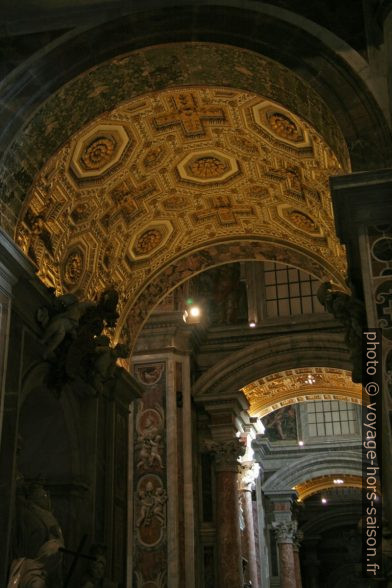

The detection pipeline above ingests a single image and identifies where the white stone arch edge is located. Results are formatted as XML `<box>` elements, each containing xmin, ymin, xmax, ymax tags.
<box><xmin>261</xmin><ymin>451</ymin><xmax>362</xmax><ymax>495</ymax></box>
<box><xmin>192</xmin><ymin>331</ymin><xmax>352</xmax><ymax>400</ymax></box>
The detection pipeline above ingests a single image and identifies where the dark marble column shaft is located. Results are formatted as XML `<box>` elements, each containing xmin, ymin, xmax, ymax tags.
<box><xmin>242</xmin><ymin>489</ymin><xmax>259</xmax><ymax>587</ymax></box>
<box><xmin>278</xmin><ymin>542</ymin><xmax>297</xmax><ymax>588</ymax></box>
<box><xmin>293</xmin><ymin>544</ymin><xmax>302</xmax><ymax>588</ymax></box>
<box><xmin>206</xmin><ymin>437</ymin><xmax>246</xmax><ymax>588</ymax></box>
<box><xmin>273</xmin><ymin>521</ymin><xmax>297</xmax><ymax>588</ymax></box>
<box><xmin>215</xmin><ymin>467</ymin><xmax>243</xmax><ymax>588</ymax></box>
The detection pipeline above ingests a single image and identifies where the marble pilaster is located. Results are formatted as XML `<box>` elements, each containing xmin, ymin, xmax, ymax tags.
<box><xmin>206</xmin><ymin>437</ymin><xmax>246</xmax><ymax>588</ymax></box>
<box><xmin>272</xmin><ymin>521</ymin><xmax>297</xmax><ymax>588</ymax></box>
<box><xmin>293</xmin><ymin>530</ymin><xmax>303</xmax><ymax>588</ymax></box>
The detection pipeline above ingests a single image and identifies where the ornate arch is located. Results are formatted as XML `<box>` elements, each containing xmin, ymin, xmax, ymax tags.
<box><xmin>243</xmin><ymin>366</ymin><xmax>363</xmax><ymax>417</ymax></box>
<box><xmin>261</xmin><ymin>451</ymin><xmax>362</xmax><ymax>494</ymax></box>
<box><xmin>1</xmin><ymin>3</ymin><xmax>390</xmax><ymax>226</ymax></box>
<box><xmin>293</xmin><ymin>474</ymin><xmax>364</xmax><ymax>502</ymax></box>
<box><xmin>122</xmin><ymin>239</ymin><xmax>346</xmax><ymax>344</ymax></box>
<box><xmin>193</xmin><ymin>332</ymin><xmax>353</xmax><ymax>401</ymax></box>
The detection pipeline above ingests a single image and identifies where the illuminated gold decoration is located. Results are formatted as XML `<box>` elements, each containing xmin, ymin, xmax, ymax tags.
<box><xmin>80</xmin><ymin>136</ymin><xmax>116</xmax><ymax>170</ymax></box>
<box><xmin>252</xmin><ymin>102</ymin><xmax>311</xmax><ymax>151</ymax></box>
<box><xmin>242</xmin><ymin>368</ymin><xmax>365</xmax><ymax>417</ymax></box>
<box><xmin>288</xmin><ymin>210</ymin><xmax>318</xmax><ymax>233</ymax></box>
<box><xmin>267</xmin><ymin>112</ymin><xmax>303</xmax><ymax>143</ymax></box>
<box><xmin>69</xmin><ymin>123</ymin><xmax>134</xmax><ymax>182</ymax></box>
<box><xmin>152</xmin><ymin>91</ymin><xmax>227</xmax><ymax>137</ymax></box>
<box><xmin>135</xmin><ymin>229</ymin><xmax>163</xmax><ymax>255</ymax></box>
<box><xmin>128</xmin><ymin>221</ymin><xmax>174</xmax><ymax>261</ymax></box>
<box><xmin>63</xmin><ymin>249</ymin><xmax>83</xmax><ymax>287</ymax></box>
<box><xmin>142</xmin><ymin>145</ymin><xmax>167</xmax><ymax>169</ymax></box>
<box><xmin>293</xmin><ymin>474</ymin><xmax>377</xmax><ymax>501</ymax></box>
<box><xmin>15</xmin><ymin>87</ymin><xmax>348</xmax><ymax>341</ymax></box>
<box><xmin>189</xmin><ymin>156</ymin><xmax>226</xmax><ymax>178</ymax></box>
<box><xmin>177</xmin><ymin>150</ymin><xmax>240</xmax><ymax>184</ymax></box>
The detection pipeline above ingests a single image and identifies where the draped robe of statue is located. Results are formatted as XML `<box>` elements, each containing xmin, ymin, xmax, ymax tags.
<box><xmin>8</xmin><ymin>485</ymin><xmax>64</xmax><ymax>588</ymax></box>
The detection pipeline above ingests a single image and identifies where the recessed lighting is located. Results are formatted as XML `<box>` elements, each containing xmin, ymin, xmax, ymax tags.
<box><xmin>333</xmin><ymin>479</ymin><xmax>344</xmax><ymax>484</ymax></box>
<box><xmin>305</xmin><ymin>374</ymin><xmax>316</xmax><ymax>385</ymax></box>
<box><xmin>249</xmin><ymin>321</ymin><xmax>256</xmax><ymax>328</ymax></box>
<box><xmin>321</xmin><ymin>497</ymin><xmax>327</xmax><ymax>504</ymax></box>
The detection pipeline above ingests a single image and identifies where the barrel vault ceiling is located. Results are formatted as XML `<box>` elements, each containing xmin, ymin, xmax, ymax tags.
<box><xmin>14</xmin><ymin>64</ymin><xmax>349</xmax><ymax>344</ymax></box>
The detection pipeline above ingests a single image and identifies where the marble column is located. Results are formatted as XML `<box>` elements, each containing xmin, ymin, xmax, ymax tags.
<box><xmin>240</xmin><ymin>462</ymin><xmax>260</xmax><ymax>588</ymax></box>
<box><xmin>273</xmin><ymin>521</ymin><xmax>297</xmax><ymax>588</ymax></box>
<box><xmin>293</xmin><ymin>530</ymin><xmax>303</xmax><ymax>588</ymax></box>
<box><xmin>206</xmin><ymin>438</ymin><xmax>246</xmax><ymax>588</ymax></box>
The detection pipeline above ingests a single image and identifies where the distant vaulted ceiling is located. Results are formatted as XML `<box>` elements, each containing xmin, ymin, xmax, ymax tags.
<box><xmin>242</xmin><ymin>368</ymin><xmax>363</xmax><ymax>417</ymax></box>
<box><xmin>12</xmin><ymin>44</ymin><xmax>350</xmax><ymax>345</ymax></box>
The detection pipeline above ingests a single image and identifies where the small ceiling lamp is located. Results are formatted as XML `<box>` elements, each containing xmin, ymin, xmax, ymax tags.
<box><xmin>183</xmin><ymin>298</ymin><xmax>202</xmax><ymax>324</ymax></box>
<box><xmin>305</xmin><ymin>374</ymin><xmax>316</xmax><ymax>385</ymax></box>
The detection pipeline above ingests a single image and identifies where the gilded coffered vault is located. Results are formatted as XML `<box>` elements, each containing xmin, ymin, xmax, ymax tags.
<box><xmin>15</xmin><ymin>84</ymin><xmax>348</xmax><ymax>344</ymax></box>
<box><xmin>242</xmin><ymin>368</ymin><xmax>363</xmax><ymax>417</ymax></box>
<box><xmin>293</xmin><ymin>475</ymin><xmax>365</xmax><ymax>502</ymax></box>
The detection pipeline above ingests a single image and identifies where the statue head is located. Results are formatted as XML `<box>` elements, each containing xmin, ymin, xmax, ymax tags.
<box><xmin>145</xmin><ymin>481</ymin><xmax>154</xmax><ymax>494</ymax></box>
<box><xmin>28</xmin><ymin>482</ymin><xmax>51</xmax><ymax>510</ymax></box>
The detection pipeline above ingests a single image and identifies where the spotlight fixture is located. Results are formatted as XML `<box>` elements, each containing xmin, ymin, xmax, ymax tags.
<box><xmin>183</xmin><ymin>298</ymin><xmax>202</xmax><ymax>324</ymax></box>
<box><xmin>189</xmin><ymin>306</ymin><xmax>200</xmax><ymax>318</ymax></box>
<box><xmin>298</xmin><ymin>440</ymin><xmax>304</xmax><ymax>447</ymax></box>
<box><xmin>249</xmin><ymin>321</ymin><xmax>256</xmax><ymax>328</ymax></box>
<box><xmin>321</xmin><ymin>497</ymin><xmax>327</xmax><ymax>504</ymax></box>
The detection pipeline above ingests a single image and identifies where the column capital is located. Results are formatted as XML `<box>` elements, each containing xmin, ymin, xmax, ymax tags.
<box><xmin>272</xmin><ymin>521</ymin><xmax>298</xmax><ymax>544</ymax></box>
<box><xmin>239</xmin><ymin>461</ymin><xmax>260</xmax><ymax>491</ymax></box>
<box><xmin>293</xmin><ymin>529</ymin><xmax>304</xmax><ymax>551</ymax></box>
<box><xmin>204</xmin><ymin>438</ymin><xmax>246</xmax><ymax>471</ymax></box>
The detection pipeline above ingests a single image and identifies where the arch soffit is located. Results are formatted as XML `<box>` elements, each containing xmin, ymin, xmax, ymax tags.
<box><xmin>13</xmin><ymin>81</ymin><xmax>349</xmax><ymax>345</ymax></box>
<box><xmin>1</xmin><ymin>4</ymin><xmax>391</xmax><ymax>235</ymax></box>
<box><xmin>122</xmin><ymin>241</ymin><xmax>346</xmax><ymax>345</ymax></box>
<box><xmin>192</xmin><ymin>331</ymin><xmax>352</xmax><ymax>400</ymax></box>
<box><xmin>261</xmin><ymin>451</ymin><xmax>362</xmax><ymax>494</ymax></box>
<box><xmin>0</xmin><ymin>3</ymin><xmax>389</xmax><ymax>182</ymax></box>
<box><xmin>294</xmin><ymin>474</ymin><xmax>364</xmax><ymax>502</ymax></box>
<box><xmin>244</xmin><ymin>366</ymin><xmax>363</xmax><ymax>417</ymax></box>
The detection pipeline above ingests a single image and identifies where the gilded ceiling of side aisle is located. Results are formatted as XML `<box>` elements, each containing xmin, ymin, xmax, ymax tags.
<box><xmin>293</xmin><ymin>475</ymin><xmax>365</xmax><ymax>501</ymax></box>
<box><xmin>242</xmin><ymin>368</ymin><xmax>363</xmax><ymax>417</ymax></box>
<box><xmin>15</xmin><ymin>86</ymin><xmax>347</xmax><ymax>341</ymax></box>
